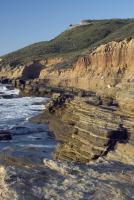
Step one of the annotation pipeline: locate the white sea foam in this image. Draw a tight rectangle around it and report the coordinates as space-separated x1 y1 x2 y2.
0 84 19 96
19 144 55 148
0 85 48 129
0 85 57 162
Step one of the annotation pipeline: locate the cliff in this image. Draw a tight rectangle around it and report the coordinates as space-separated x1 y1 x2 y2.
27 39 134 163
41 39 134 113
2 39 132 87
38 39 133 90
1 38 133 113
1 38 133 114
1 35 134 164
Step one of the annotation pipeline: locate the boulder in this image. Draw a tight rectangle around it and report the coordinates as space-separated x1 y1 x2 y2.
0 131 12 140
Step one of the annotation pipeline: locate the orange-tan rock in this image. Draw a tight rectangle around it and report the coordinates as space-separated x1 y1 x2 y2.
38 39 134 98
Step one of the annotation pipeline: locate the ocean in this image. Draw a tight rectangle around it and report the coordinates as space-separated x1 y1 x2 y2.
0 84 57 162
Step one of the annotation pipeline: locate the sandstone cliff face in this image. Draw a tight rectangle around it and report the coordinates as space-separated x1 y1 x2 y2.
1 39 133 95
0 62 43 80
0 57 63 79
1 39 133 116
38 39 134 115
0 64 24 79
0 39 133 114
39 39 134 94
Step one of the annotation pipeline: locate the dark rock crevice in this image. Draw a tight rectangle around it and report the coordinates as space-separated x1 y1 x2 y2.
21 62 43 79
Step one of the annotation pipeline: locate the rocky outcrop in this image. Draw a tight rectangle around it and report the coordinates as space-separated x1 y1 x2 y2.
32 93 134 163
0 131 12 141
107 143 134 164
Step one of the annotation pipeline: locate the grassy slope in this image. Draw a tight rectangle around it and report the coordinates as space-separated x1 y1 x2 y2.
2 19 134 65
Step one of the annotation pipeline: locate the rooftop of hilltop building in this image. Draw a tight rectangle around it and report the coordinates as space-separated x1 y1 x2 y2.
69 18 134 28
69 19 94 29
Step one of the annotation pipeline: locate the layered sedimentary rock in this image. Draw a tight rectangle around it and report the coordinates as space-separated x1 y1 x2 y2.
32 94 134 163
107 143 134 164
1 39 134 92
1 40 134 82
38 39 134 91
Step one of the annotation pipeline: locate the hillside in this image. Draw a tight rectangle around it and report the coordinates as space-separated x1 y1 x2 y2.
1 18 134 65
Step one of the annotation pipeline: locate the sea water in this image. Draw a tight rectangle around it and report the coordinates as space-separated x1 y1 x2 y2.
0 84 57 162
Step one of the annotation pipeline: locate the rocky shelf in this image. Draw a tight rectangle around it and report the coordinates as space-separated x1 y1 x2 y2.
31 92 134 163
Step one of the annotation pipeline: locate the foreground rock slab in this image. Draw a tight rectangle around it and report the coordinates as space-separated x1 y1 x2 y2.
0 156 134 200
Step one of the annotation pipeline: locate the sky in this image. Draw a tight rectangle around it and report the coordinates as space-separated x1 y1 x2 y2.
0 0 134 56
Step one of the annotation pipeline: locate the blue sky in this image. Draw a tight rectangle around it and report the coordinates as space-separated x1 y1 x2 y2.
0 0 134 56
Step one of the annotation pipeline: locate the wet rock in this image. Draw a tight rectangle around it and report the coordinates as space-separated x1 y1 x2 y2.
2 94 14 99
10 126 35 135
0 131 12 140
5 85 14 90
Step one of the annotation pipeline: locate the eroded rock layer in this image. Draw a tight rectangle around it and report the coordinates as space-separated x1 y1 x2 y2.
32 94 134 163
39 39 134 94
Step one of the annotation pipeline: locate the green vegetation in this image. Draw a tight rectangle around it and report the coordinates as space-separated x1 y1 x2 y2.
2 19 134 66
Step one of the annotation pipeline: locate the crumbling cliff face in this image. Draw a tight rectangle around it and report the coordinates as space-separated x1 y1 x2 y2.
39 39 134 91
1 39 134 100
38 39 134 115
0 57 63 79
0 64 24 79
0 61 43 80
18 39 134 115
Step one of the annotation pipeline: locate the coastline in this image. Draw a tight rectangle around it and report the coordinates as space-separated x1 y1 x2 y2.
1 81 134 164
0 78 134 200
0 84 57 164
1 12 134 199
